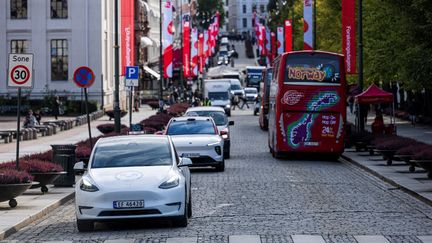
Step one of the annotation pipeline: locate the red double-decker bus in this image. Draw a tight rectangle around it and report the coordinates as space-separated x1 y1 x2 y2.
268 51 346 159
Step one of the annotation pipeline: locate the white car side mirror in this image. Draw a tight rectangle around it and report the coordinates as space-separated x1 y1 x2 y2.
74 161 86 172
179 157 193 167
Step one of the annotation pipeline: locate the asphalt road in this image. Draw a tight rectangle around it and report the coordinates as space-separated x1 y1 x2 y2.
4 110 432 243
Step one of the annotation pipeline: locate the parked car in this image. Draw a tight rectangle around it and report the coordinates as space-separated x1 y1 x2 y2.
185 106 234 158
165 116 225 171
74 135 192 231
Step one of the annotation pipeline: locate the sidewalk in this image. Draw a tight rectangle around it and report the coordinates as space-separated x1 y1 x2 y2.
343 108 432 205
0 106 156 240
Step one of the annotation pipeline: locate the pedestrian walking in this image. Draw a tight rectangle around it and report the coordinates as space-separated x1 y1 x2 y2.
231 95 241 110
240 96 250 109
52 96 61 120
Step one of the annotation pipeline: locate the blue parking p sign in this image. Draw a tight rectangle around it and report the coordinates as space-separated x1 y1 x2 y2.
125 66 139 87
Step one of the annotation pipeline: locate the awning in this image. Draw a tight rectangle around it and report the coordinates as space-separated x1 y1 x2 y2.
144 66 160 80
355 84 394 104
140 37 153 47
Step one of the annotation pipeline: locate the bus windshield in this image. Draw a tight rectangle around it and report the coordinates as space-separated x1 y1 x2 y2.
285 55 341 84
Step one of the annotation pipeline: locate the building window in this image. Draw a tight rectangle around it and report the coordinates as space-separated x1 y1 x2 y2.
51 39 68 81
10 0 27 19
242 4 246 14
260 4 265 13
226 11 229 18
242 18 247 28
51 0 68 19
11 40 28 53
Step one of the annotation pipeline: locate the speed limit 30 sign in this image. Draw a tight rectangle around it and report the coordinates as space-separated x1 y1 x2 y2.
8 53 34 88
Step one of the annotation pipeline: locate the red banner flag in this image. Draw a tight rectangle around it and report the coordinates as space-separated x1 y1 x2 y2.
183 21 191 78
303 0 313 50
162 0 173 78
271 32 276 62
342 0 357 74
121 0 134 75
277 27 284 55
198 32 204 73
284 20 293 52
191 28 198 77
261 25 266 56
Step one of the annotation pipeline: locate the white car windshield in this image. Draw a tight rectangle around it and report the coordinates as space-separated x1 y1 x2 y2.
231 84 242 90
167 120 216 135
91 140 172 168
245 89 257 94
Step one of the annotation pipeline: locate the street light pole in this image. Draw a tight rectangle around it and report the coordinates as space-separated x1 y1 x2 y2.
159 0 164 107
358 0 364 131
114 0 121 133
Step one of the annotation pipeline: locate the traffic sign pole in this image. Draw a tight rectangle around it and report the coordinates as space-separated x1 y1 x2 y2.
15 88 21 169
129 87 133 129
84 88 93 150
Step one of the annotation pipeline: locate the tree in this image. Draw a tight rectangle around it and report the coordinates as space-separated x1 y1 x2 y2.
197 0 225 29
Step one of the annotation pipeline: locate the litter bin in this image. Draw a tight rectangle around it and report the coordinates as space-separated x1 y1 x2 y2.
51 144 77 187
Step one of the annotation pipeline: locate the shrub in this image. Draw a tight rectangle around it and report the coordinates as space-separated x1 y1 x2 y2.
143 126 157 134
76 146 92 158
105 110 128 119
0 160 64 173
167 103 190 116
0 169 32 184
396 143 429 155
97 123 128 134
413 147 432 160
23 150 53 162
376 137 416 151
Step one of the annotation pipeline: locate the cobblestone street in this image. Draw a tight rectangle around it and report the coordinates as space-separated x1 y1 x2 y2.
3 111 432 243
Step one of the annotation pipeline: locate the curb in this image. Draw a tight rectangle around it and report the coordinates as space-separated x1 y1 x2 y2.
341 154 432 207
0 191 75 240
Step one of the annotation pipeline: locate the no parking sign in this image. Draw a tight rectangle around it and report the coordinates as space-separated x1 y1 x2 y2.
8 54 34 88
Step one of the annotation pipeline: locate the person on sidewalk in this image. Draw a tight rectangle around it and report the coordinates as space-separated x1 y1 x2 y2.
23 109 39 128
347 96 354 114
408 99 418 126
34 110 42 124
52 96 60 120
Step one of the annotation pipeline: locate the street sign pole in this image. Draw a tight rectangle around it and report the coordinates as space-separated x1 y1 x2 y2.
15 88 21 170
84 88 93 150
129 86 133 129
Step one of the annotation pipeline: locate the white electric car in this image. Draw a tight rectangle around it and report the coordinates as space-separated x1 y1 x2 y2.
74 135 192 231
165 116 225 171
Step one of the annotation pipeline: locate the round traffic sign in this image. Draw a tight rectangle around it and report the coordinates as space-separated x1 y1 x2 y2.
73 66 95 88
10 65 31 85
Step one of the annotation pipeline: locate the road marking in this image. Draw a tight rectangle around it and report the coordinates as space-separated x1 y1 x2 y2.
418 236 432 243
229 235 261 243
104 240 135 243
166 237 197 243
354 235 390 243
291 235 325 243
44 241 73 243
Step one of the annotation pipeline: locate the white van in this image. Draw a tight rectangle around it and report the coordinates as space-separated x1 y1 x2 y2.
229 79 244 98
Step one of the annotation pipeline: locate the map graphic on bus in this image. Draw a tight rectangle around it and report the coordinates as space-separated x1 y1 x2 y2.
283 91 340 148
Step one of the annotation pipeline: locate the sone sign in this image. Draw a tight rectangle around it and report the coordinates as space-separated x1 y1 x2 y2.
8 54 34 88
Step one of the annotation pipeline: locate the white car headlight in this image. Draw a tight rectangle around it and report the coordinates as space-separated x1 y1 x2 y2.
159 175 180 189
80 177 99 192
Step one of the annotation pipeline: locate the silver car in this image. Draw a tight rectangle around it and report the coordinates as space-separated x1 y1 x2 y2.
165 116 225 172
185 106 234 159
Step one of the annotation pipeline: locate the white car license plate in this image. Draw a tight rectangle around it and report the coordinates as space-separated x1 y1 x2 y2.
182 153 199 158
113 200 144 209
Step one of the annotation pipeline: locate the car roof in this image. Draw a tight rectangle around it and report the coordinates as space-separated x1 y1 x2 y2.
170 116 214 122
186 106 225 113
97 135 169 145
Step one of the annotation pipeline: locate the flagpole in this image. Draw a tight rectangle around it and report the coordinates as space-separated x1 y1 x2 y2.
159 0 164 107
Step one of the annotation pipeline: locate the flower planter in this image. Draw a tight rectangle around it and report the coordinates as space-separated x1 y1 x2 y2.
376 149 397 165
0 183 32 208
411 160 432 179
30 172 66 193
394 155 417 172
